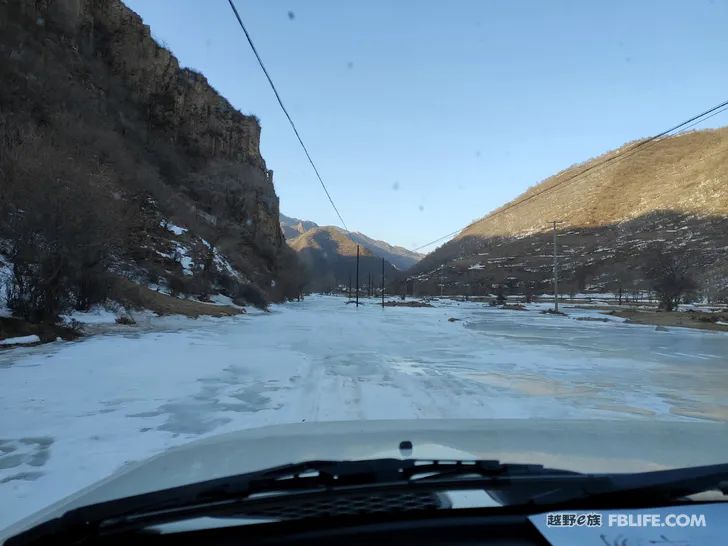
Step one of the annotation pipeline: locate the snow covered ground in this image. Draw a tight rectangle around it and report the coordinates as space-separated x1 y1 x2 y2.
1 295 727 529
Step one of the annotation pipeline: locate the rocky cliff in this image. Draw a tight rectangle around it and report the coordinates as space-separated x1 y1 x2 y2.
0 0 300 307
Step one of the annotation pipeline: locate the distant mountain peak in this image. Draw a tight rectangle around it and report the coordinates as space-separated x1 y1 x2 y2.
279 213 319 239
288 226 373 257
280 215 423 271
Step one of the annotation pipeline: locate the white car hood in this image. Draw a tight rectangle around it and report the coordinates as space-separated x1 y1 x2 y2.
3 418 728 541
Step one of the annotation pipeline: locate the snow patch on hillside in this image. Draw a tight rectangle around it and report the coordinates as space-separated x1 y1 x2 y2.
160 220 188 236
200 239 244 280
0 255 11 317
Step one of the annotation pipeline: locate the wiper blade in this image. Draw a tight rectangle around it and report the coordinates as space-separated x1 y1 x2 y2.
521 462 728 507
5 458 585 545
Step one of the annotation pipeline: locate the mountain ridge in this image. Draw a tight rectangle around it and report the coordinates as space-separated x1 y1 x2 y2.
456 127 728 240
409 126 728 300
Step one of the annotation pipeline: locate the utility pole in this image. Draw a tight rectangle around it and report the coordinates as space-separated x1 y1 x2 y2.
348 273 352 300
549 220 563 312
355 244 360 307
381 257 385 308
440 262 445 297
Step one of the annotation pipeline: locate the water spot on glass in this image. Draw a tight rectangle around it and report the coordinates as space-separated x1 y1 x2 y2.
347 61 354 69
418 205 424 212
475 150 481 158
392 181 400 191
287 10 295 20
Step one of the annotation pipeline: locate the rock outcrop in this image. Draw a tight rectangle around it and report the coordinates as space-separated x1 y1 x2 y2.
1 0 299 301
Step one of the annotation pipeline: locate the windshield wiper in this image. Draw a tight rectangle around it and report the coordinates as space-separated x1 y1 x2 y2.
3 458 587 545
6 459 728 546
512 461 728 508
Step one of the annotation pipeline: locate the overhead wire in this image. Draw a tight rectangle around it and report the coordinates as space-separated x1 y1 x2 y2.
412 98 728 252
224 3 728 257
226 0 351 235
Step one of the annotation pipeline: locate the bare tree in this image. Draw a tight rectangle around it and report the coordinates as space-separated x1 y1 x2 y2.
609 266 636 305
699 267 728 304
1 121 122 322
642 246 697 312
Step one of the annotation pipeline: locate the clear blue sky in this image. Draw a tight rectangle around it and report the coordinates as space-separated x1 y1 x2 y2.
125 0 728 251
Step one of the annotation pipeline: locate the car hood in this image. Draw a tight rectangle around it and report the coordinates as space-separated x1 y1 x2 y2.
3 418 728 540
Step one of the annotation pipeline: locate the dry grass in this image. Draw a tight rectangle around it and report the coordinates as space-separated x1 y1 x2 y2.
607 308 728 332
458 126 728 239
110 278 243 318
0 317 80 344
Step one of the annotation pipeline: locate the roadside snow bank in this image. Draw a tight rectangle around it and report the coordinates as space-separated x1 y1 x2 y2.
61 306 120 325
0 335 40 346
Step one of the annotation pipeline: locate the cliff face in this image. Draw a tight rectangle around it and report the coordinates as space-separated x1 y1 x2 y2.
15 0 263 165
1 0 298 302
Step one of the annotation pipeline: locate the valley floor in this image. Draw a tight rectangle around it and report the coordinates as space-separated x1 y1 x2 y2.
1 295 727 529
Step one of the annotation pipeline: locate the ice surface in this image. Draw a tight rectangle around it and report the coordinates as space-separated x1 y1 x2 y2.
0 295 727 529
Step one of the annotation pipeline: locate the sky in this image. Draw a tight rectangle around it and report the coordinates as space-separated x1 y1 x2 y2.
124 0 728 251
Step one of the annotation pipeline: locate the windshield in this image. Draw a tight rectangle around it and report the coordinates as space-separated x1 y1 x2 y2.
1 0 727 537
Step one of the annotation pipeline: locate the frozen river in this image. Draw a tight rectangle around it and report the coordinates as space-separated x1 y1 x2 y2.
1 295 727 529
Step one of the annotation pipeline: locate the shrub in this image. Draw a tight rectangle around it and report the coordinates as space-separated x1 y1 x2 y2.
233 283 269 309
115 315 136 325
167 274 186 297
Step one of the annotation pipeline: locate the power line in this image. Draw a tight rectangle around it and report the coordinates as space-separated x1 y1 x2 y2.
559 101 728 189
412 97 728 253
412 229 462 252
226 0 350 235
674 103 728 133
